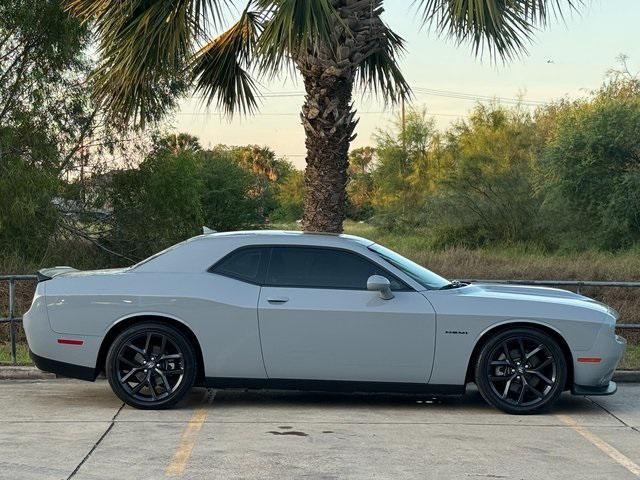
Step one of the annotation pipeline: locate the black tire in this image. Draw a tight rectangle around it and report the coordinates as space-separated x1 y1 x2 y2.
474 327 567 415
106 322 197 409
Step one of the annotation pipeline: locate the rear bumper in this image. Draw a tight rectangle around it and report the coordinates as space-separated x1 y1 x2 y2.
30 350 97 382
572 381 617 396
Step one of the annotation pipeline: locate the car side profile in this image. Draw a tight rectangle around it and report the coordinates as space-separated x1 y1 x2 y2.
24 231 626 414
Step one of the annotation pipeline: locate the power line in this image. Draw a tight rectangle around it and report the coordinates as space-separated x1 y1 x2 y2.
186 86 549 106
176 110 461 117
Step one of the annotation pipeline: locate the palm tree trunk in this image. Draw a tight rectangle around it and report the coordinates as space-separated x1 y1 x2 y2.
298 0 384 233
299 64 356 233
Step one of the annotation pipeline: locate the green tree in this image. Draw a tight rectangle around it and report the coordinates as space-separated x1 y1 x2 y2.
66 0 579 233
347 147 376 220
271 168 304 222
371 110 437 229
108 152 204 260
198 149 269 230
0 156 59 260
426 104 542 247
540 75 640 249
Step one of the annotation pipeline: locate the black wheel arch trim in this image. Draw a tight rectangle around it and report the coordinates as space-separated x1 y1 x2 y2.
30 350 98 381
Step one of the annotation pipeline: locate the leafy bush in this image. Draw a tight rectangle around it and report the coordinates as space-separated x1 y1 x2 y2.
108 151 204 260
540 78 640 249
425 105 544 247
0 156 58 259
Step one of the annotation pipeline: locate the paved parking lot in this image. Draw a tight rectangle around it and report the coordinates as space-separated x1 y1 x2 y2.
1 380 639 479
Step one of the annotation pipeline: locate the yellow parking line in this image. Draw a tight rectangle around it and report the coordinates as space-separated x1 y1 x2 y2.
557 414 640 477
165 408 208 477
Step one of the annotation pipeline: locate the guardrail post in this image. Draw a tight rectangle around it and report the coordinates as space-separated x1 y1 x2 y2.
8 278 16 365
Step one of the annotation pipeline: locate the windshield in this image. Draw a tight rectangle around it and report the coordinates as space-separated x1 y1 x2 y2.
368 243 449 290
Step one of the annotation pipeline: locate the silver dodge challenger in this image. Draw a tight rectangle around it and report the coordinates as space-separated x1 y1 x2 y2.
24 230 626 414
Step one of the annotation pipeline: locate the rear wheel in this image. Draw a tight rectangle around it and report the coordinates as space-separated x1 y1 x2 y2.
475 328 567 414
106 322 196 409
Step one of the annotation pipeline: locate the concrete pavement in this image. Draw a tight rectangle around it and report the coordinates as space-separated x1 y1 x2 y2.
1 380 639 479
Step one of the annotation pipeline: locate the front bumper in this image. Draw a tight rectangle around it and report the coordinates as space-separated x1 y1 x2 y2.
572 381 617 396
572 330 626 394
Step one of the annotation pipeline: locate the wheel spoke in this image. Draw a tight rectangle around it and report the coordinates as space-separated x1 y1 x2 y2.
143 333 152 355
159 353 182 361
126 343 145 357
526 345 544 360
158 335 167 356
118 356 140 368
517 338 527 361
130 379 146 395
155 368 172 393
148 379 157 401
502 342 514 364
490 360 510 367
121 368 141 383
517 382 527 404
502 376 514 399
534 357 553 371
527 370 553 385
528 383 544 400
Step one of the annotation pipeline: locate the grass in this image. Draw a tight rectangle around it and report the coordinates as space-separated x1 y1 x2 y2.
0 342 31 365
619 344 640 371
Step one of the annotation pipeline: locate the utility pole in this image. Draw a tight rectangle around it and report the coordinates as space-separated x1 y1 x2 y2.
401 96 406 152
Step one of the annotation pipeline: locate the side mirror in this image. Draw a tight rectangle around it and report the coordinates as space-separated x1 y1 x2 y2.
367 275 394 300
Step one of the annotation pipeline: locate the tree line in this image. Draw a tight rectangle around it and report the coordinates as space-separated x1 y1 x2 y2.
3 65 640 267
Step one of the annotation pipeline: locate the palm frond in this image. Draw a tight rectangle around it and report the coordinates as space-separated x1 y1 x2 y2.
415 0 581 60
192 6 262 116
65 0 229 125
256 0 343 73
355 26 411 104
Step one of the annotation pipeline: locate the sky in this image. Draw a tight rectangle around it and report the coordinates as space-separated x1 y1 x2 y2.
174 0 640 168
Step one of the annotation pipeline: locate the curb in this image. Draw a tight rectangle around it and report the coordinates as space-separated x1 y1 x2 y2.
2 366 640 383
0 366 55 380
613 370 640 383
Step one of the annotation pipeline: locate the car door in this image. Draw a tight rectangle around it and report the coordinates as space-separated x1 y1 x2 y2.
258 246 436 383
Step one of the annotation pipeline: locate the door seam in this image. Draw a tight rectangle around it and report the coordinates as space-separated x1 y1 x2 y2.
256 286 269 378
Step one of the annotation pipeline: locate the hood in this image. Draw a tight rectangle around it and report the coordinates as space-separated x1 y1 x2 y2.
470 283 617 318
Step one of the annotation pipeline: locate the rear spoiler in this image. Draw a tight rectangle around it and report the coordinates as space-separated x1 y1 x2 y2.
37 266 78 282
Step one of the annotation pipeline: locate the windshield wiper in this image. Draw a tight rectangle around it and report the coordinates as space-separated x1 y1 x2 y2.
439 280 469 290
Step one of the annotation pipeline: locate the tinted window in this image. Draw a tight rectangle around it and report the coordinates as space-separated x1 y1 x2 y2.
368 243 449 290
211 247 264 283
266 247 406 290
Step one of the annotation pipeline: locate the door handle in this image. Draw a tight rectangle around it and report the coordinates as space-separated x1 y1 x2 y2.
267 297 289 304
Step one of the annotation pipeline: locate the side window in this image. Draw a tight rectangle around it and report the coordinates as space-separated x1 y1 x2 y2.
210 247 265 284
266 247 407 290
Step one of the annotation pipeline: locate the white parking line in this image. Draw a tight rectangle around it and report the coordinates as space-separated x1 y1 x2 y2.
557 414 640 477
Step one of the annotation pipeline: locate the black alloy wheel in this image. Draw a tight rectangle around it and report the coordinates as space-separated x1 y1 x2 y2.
475 328 567 414
106 322 197 409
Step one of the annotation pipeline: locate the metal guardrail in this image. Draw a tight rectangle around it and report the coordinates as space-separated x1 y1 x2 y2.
1 275 639 365
1 275 37 365
460 279 640 330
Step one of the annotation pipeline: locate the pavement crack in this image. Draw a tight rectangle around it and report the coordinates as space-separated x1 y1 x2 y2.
67 403 125 480
586 397 638 432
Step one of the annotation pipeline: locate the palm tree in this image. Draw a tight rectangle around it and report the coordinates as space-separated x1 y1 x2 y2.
66 0 580 233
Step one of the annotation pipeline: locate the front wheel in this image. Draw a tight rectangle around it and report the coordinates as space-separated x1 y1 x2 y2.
475 328 567 414
106 322 197 409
